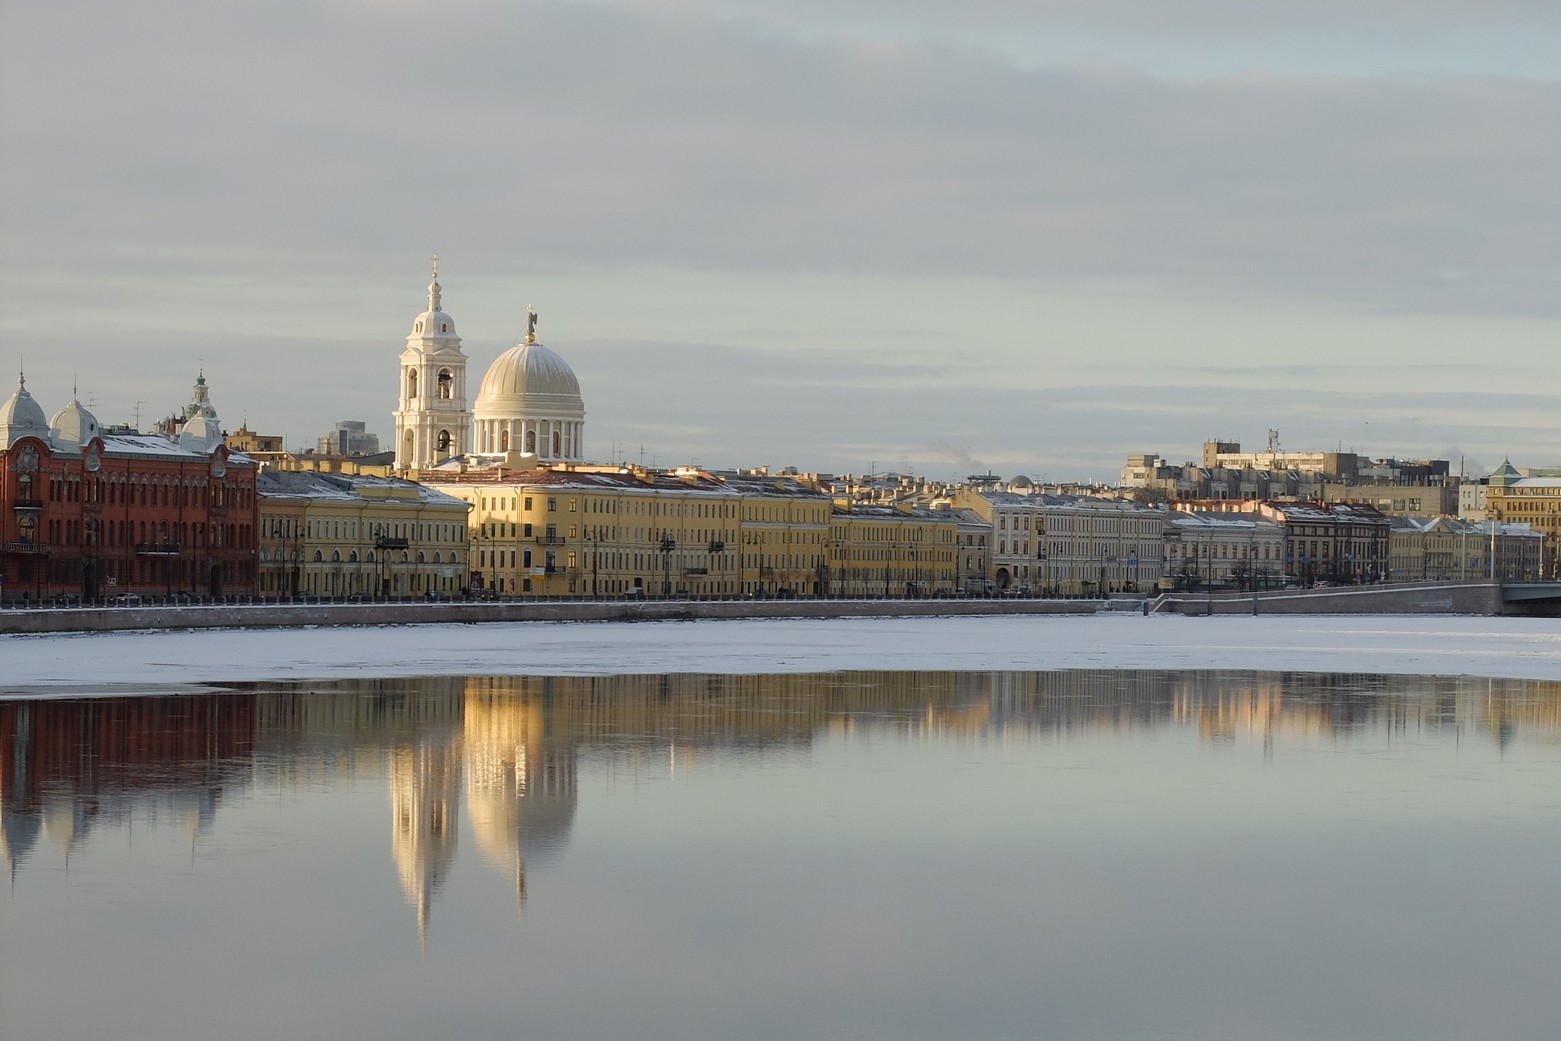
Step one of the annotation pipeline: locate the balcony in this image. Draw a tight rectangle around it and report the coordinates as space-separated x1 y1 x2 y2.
0 541 41 554
136 543 181 556
535 535 564 545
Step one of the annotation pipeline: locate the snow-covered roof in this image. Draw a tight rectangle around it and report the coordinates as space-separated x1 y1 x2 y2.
259 470 469 508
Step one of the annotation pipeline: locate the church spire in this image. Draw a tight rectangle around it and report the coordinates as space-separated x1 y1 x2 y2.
428 255 442 312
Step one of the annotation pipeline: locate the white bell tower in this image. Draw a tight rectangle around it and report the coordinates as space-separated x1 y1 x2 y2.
393 257 472 471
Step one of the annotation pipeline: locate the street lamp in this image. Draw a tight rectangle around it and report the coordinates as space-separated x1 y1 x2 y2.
659 532 675 597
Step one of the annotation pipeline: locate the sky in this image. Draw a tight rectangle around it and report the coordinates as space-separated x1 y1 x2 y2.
2 0 1560 482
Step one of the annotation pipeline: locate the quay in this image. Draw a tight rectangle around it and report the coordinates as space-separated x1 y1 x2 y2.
0 580 1553 636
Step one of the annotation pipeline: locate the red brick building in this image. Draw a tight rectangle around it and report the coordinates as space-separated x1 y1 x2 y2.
1 375 258 601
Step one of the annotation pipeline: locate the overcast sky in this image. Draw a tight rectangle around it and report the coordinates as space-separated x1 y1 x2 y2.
3 1 1559 481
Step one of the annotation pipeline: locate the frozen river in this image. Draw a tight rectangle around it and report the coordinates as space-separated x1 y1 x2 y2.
6 613 1561 692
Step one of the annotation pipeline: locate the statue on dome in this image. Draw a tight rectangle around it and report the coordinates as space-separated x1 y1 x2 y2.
526 305 538 344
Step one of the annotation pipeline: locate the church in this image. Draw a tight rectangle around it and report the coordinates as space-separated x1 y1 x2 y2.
393 261 586 473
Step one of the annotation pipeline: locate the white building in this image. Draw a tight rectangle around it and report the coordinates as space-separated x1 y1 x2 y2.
394 263 585 472
394 261 473 470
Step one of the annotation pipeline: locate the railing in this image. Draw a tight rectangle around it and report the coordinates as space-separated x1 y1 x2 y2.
0 541 41 554
135 543 181 556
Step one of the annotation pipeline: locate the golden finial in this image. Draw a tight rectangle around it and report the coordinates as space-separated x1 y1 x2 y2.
526 305 538 344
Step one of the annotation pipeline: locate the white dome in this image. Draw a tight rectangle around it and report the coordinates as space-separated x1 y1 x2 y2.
475 342 583 417
51 398 100 448
411 307 458 339
0 375 49 447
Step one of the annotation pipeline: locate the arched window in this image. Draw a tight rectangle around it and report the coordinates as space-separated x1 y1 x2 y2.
313 550 324 562
348 550 359 563
332 550 342 563
366 550 377 563
415 321 423 334
500 430 510 452
524 430 536 453
431 551 442 564
437 430 452 453
552 430 561 456
407 369 418 399
438 369 453 399
417 551 426 563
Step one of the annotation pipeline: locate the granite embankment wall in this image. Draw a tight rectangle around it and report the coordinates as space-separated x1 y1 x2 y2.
0 596 1103 635
1151 580 1502 616
0 581 1510 635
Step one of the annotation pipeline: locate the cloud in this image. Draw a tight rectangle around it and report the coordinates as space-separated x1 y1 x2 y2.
3 1 1560 484
5 1 1561 318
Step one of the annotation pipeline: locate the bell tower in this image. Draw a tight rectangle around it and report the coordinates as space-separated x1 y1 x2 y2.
394 257 472 471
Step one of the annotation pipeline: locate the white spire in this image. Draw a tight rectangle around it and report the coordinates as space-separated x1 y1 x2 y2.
428 254 441 312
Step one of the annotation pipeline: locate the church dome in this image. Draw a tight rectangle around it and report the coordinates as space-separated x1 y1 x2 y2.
408 264 458 341
1 374 49 446
411 307 457 339
51 398 100 448
475 342 583 415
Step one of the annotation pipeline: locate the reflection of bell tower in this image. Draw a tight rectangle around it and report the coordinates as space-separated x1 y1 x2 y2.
393 257 471 472
391 736 462 949
464 684 577 916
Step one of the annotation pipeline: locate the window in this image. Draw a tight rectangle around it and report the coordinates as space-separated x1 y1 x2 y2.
438 369 453 399
407 369 418 398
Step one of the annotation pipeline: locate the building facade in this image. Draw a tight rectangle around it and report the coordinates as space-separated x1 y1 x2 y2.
257 468 470 599
1 374 258 601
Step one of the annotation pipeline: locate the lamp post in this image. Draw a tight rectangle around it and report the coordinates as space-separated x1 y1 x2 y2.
659 532 675 597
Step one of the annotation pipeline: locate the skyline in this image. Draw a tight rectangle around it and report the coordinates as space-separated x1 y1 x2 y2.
4 2 1560 481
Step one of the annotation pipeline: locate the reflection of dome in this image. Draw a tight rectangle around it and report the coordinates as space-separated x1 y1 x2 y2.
51 398 100 448
1 374 49 447
476 343 582 412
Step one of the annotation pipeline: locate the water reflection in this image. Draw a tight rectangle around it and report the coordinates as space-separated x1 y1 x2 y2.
3 669 1559 935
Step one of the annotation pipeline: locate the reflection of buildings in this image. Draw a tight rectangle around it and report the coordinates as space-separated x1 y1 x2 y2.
464 687 577 914
0 696 256 877
392 736 461 949
6 669 1561 924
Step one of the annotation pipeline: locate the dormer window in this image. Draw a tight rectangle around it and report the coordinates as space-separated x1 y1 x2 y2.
415 321 423 333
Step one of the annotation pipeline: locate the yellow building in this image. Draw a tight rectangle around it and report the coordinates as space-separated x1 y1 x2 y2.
1388 515 1543 582
716 469 833 597
427 464 840 598
826 503 958 597
1484 460 1561 578
430 465 741 597
257 469 470 598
